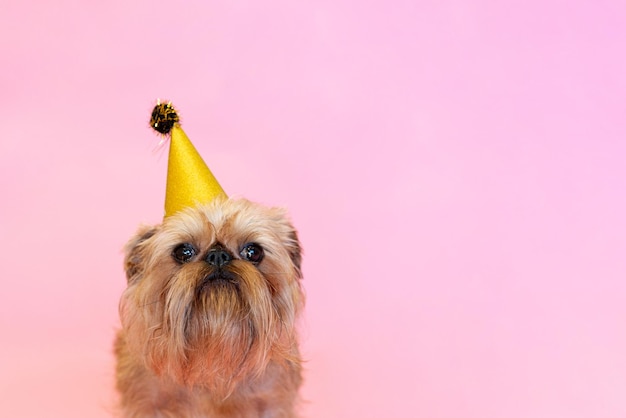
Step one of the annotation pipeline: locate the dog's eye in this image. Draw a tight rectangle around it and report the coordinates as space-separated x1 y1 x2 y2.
240 243 264 264
172 243 197 263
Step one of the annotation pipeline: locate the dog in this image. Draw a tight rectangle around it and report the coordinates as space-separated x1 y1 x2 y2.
115 197 304 417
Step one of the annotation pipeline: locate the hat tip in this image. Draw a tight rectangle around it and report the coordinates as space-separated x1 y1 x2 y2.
150 99 180 135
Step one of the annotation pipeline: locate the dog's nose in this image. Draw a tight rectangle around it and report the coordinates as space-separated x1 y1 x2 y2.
205 246 232 267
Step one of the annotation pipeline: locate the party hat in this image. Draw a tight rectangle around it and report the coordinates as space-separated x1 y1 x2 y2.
150 101 227 217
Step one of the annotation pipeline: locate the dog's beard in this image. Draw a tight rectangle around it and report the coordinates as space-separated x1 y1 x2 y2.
121 251 298 397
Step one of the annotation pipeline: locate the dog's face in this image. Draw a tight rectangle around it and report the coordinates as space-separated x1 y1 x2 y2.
119 198 303 392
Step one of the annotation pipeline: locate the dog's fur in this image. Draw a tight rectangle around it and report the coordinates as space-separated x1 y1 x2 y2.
115 198 304 417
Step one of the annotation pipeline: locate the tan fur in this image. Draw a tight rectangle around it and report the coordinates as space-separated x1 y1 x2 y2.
116 198 304 418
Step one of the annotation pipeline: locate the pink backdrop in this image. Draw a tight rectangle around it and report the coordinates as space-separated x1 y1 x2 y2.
1 1 625 417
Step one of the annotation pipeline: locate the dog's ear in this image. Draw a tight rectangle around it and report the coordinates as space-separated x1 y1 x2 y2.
287 229 303 278
124 225 157 282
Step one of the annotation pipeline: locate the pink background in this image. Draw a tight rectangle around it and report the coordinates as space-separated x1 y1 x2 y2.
1 1 625 417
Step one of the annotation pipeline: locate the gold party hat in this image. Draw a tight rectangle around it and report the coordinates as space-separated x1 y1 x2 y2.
151 101 227 217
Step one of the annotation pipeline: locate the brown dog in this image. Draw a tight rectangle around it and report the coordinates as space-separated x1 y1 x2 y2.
115 197 304 417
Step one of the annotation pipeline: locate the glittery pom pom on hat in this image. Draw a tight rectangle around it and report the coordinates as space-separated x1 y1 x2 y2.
150 101 227 217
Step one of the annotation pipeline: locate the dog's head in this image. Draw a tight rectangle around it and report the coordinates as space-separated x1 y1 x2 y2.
119 198 303 392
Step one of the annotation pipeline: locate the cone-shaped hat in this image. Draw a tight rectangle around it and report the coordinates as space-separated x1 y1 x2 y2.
150 101 227 217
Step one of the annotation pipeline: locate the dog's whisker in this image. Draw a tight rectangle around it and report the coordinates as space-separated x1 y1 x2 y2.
138 300 160 308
